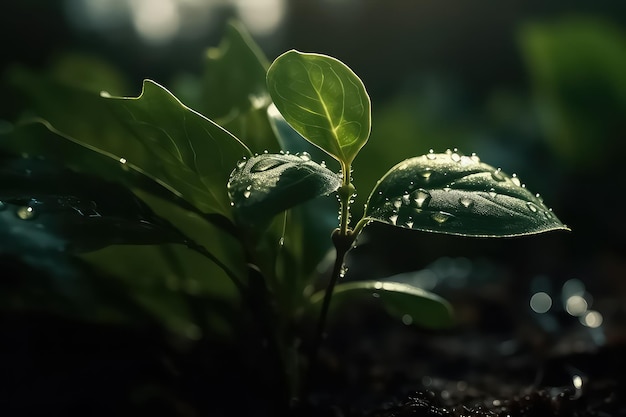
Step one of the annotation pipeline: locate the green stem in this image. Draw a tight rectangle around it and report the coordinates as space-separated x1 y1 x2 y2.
305 162 356 396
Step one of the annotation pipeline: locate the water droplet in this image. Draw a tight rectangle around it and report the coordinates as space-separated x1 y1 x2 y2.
393 198 402 209
527 202 538 212
431 212 452 224
511 174 521 186
402 314 413 326
374 281 383 290
279 150 285 155
535 193 544 203
450 152 461 162
372 292 380 298
488 188 497 198
278 237 285 246
16 205 36 220
251 158 283 173
297 152 311 161
426 150 437 160
443 186 451 192
243 186 252 198
460 155 474 166
491 168 505 181
470 153 480 163
411 189 431 208
237 157 247 168
388 214 399 225
459 197 474 209
119 157 127 164
419 170 432 181
320 161 327 168
339 265 348 278
445 148 452 155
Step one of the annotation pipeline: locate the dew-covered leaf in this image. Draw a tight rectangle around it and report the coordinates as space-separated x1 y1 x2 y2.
0 155 187 253
227 152 341 226
267 50 371 166
309 280 454 329
364 150 569 237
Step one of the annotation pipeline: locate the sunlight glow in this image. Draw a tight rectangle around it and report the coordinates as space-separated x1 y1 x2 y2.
234 0 286 36
129 0 181 44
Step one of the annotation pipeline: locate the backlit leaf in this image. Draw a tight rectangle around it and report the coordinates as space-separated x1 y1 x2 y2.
364 150 569 237
267 50 371 166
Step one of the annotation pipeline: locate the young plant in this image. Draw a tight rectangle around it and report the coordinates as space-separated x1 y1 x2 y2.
0 20 568 413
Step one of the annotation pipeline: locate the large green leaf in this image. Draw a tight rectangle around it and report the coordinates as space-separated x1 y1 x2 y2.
267 50 371 166
0 155 186 253
227 152 341 226
101 80 251 216
7 66 251 217
364 150 569 237
309 280 454 329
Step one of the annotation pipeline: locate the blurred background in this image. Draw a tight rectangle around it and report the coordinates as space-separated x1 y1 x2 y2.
1 0 625 414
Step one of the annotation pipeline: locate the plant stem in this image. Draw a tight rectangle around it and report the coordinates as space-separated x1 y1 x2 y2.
305 162 356 396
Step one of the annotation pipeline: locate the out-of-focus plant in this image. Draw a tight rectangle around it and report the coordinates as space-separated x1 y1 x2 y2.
0 19 569 411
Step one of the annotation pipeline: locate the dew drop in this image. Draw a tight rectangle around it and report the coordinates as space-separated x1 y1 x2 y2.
470 153 480 163
237 158 247 168
491 168 505 181
297 151 311 161
431 212 452 224
488 188 497 198
459 197 474 209
405 220 414 228
119 157 127 164
393 198 402 209
320 161 326 168
16 206 36 220
527 202 538 212
535 193 544 203
278 237 285 247
511 174 521 187
388 214 399 225
251 158 283 173
411 189 431 208
426 150 437 160
374 281 383 290
419 170 432 181
450 152 461 162
460 155 473 166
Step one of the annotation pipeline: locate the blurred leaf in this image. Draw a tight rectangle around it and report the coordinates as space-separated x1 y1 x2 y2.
0 155 186 253
310 280 454 329
267 50 371 166
227 153 341 226
173 19 277 153
364 150 569 237
519 18 626 166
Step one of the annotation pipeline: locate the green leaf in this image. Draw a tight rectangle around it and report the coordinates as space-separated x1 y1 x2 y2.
267 50 371 166
0 155 187 253
7 67 251 217
364 150 569 237
309 280 454 329
195 19 277 152
227 152 341 226
101 80 251 217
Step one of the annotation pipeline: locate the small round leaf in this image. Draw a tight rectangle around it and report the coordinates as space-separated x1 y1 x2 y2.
267 50 371 166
